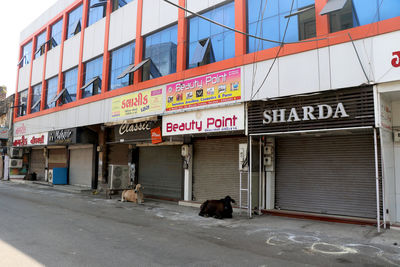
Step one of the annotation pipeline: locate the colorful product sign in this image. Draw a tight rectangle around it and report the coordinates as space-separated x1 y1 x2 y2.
166 68 241 111
163 104 244 136
111 88 163 118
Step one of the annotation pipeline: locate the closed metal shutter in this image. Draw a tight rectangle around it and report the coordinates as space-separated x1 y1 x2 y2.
30 149 46 181
138 146 182 200
275 134 377 218
193 137 247 203
107 144 129 165
48 148 67 169
69 147 93 187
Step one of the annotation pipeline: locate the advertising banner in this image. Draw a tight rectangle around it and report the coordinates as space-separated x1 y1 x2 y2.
13 132 48 147
163 104 245 136
111 88 163 118
166 68 241 111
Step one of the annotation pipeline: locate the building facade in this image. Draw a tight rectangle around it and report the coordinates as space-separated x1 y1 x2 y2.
12 0 400 226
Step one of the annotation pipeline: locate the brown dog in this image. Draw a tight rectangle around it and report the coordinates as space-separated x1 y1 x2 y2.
121 184 144 204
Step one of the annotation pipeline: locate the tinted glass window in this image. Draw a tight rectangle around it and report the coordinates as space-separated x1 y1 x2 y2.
67 5 83 38
143 25 178 81
83 56 103 98
50 19 63 49
188 2 235 68
247 0 315 53
18 89 28 117
87 0 106 27
63 67 78 102
46 76 59 109
109 42 135 90
21 41 33 67
35 31 47 58
31 84 42 114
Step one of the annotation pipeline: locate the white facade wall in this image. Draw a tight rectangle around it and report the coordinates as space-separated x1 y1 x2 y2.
186 0 229 16
108 0 138 51
62 35 81 71
141 0 179 36
17 65 31 92
83 19 106 62
31 56 45 86
45 46 61 79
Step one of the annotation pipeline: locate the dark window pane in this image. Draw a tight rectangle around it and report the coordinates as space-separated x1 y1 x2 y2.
46 76 59 109
109 42 135 90
83 56 103 98
18 89 28 117
35 31 47 59
50 19 63 49
63 67 78 102
87 0 106 27
329 0 354 33
21 41 33 67
67 5 83 38
31 84 42 113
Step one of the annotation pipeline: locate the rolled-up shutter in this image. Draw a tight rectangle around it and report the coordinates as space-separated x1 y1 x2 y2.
275 134 377 218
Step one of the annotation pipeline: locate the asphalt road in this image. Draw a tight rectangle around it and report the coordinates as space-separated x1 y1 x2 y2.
0 181 399 267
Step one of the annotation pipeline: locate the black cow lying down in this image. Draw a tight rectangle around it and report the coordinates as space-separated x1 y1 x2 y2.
199 196 236 219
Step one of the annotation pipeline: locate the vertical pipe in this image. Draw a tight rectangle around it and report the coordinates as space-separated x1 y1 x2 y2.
249 136 252 219
239 171 242 213
374 128 380 232
379 128 387 229
259 137 262 213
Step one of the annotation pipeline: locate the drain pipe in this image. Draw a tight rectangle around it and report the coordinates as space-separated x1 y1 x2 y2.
249 136 252 219
374 128 380 232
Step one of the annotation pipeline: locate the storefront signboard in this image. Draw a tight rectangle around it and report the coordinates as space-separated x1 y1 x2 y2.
163 104 245 136
48 128 77 145
248 87 375 134
13 132 48 147
0 127 8 139
111 88 163 118
114 120 162 143
166 68 241 111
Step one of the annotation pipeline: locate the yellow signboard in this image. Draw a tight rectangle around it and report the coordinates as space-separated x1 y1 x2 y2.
111 88 163 118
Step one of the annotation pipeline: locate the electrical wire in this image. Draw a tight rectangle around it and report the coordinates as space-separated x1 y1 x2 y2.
162 0 328 45
250 0 296 100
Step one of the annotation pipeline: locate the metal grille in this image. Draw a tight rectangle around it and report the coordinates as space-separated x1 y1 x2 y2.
138 146 183 200
275 134 377 218
69 147 93 187
193 136 247 203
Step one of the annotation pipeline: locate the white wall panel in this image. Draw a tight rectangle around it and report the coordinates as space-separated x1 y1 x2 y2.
373 31 400 83
31 56 45 87
83 19 106 62
393 101 400 127
142 0 178 36
62 35 80 71
45 46 61 79
109 0 137 51
243 59 279 101
279 50 319 97
330 42 368 89
17 65 31 92
20 0 75 42
318 47 331 91
186 0 227 16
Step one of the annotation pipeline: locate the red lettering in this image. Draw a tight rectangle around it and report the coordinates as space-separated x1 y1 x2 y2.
143 95 148 105
166 123 173 132
207 118 215 128
173 124 179 132
392 51 400 68
121 100 126 109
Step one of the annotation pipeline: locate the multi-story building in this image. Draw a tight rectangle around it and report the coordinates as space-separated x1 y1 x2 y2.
12 0 400 228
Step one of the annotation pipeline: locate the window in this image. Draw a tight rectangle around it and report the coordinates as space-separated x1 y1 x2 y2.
19 41 32 67
112 0 133 11
46 76 59 109
35 31 47 59
62 67 78 103
67 5 83 38
109 42 135 90
31 84 42 114
322 0 400 33
82 56 103 98
188 2 235 68
50 19 63 50
18 89 28 117
87 0 106 27
143 25 178 81
247 0 315 53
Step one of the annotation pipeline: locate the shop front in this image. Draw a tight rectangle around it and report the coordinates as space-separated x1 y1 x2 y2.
163 104 246 203
108 118 184 200
247 86 382 225
47 127 97 187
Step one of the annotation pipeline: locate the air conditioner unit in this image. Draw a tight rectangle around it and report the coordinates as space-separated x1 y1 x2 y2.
48 169 53 184
109 165 130 190
9 159 23 168
10 148 23 158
